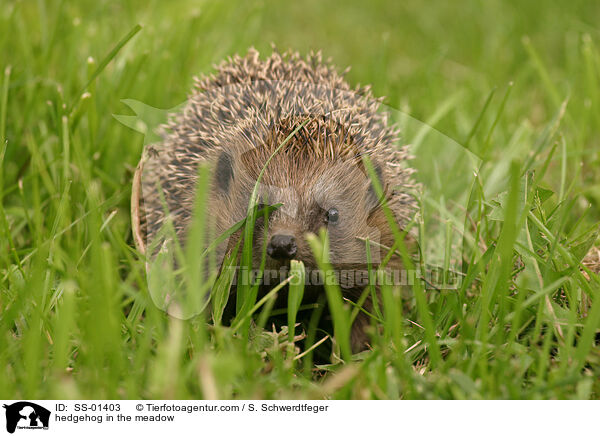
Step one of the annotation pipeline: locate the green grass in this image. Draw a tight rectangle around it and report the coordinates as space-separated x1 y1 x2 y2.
1 0 600 399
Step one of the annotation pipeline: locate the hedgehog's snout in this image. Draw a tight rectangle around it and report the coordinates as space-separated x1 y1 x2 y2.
266 233 297 260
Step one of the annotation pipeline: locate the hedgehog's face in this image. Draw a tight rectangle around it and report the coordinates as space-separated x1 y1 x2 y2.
212 149 393 271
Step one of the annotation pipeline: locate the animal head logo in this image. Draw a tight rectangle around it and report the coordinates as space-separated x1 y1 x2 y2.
3 402 50 434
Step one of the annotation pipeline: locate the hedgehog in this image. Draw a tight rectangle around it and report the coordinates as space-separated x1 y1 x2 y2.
132 49 418 352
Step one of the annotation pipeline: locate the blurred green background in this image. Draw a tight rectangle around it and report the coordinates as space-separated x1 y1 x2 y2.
4 0 600 213
1 0 599 399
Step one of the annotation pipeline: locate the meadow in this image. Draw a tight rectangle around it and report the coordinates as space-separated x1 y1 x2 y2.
1 0 599 399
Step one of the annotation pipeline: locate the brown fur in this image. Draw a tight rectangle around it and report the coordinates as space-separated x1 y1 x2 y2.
136 49 418 352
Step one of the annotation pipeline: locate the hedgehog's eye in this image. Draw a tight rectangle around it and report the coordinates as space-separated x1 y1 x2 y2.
325 208 339 225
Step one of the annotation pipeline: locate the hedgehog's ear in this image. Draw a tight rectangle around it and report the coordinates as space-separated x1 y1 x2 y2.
366 163 385 212
215 151 234 194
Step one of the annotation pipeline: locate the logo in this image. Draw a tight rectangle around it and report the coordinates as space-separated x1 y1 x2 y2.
2 402 50 434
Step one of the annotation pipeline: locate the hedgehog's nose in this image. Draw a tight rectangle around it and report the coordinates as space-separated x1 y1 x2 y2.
267 234 297 260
